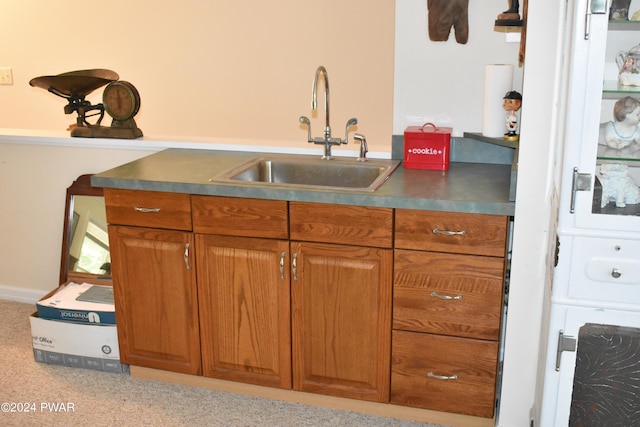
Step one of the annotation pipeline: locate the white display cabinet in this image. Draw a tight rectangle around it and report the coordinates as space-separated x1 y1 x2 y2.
560 1 640 232
541 1 640 425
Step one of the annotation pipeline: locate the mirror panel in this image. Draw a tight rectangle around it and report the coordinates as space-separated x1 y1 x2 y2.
60 174 111 285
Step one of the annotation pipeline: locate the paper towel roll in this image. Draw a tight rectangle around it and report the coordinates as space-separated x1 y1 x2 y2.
482 64 514 138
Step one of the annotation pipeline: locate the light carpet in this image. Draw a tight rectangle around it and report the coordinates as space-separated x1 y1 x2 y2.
0 299 447 427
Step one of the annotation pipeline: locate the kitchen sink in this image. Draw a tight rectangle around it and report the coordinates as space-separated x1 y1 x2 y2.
210 155 400 192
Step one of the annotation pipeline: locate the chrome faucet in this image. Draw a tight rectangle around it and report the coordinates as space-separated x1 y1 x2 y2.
313 66 331 142
299 66 358 159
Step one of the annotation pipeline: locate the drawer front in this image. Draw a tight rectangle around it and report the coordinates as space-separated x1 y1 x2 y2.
393 250 504 341
290 202 393 248
104 189 192 230
391 330 498 418
567 236 640 305
192 195 288 239
395 209 508 257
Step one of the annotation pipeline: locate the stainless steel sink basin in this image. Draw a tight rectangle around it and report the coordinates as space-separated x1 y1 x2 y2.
210 155 400 192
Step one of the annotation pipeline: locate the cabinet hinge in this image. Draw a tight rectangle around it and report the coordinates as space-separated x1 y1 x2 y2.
555 330 577 371
570 167 592 214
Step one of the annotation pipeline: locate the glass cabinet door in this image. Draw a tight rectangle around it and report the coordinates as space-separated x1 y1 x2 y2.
568 4 640 232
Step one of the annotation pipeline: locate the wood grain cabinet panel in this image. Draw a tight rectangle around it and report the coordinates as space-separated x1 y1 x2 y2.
196 235 291 389
104 188 192 231
192 195 288 239
391 330 499 418
108 225 201 375
395 209 508 257
291 241 393 402
393 249 505 341
290 202 393 248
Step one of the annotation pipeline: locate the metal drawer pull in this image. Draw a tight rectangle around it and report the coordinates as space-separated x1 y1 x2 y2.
184 243 192 270
430 291 462 301
611 268 622 279
432 228 465 236
134 206 161 213
427 371 458 381
279 251 286 280
292 253 299 281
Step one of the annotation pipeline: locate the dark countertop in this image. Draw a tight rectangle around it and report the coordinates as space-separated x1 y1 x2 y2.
92 148 515 216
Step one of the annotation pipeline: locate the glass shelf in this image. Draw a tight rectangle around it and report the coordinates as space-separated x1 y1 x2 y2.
608 20 640 31
597 144 640 162
602 80 640 99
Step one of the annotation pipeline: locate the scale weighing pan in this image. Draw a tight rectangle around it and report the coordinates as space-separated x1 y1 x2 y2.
29 69 119 97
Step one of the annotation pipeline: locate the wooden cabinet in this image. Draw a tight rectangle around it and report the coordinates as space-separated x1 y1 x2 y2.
193 196 291 389
291 241 392 402
391 209 508 418
289 202 393 402
105 189 200 375
105 189 509 418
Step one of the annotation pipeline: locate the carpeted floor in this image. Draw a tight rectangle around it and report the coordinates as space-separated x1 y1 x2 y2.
0 299 448 427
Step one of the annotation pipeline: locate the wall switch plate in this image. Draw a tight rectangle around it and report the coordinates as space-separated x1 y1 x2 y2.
0 67 13 85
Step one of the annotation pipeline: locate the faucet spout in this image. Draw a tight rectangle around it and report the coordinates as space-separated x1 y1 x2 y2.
300 66 355 160
312 66 330 141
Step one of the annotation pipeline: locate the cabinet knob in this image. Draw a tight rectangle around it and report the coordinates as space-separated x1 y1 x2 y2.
611 268 622 279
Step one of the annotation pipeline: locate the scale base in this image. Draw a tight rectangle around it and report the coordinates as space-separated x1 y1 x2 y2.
70 120 143 139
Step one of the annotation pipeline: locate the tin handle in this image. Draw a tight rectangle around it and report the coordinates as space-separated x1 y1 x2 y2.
421 122 437 132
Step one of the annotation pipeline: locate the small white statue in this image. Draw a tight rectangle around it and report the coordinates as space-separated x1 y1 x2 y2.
599 96 640 149
598 163 640 208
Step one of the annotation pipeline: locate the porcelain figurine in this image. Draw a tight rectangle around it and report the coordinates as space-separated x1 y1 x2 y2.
503 91 522 141
599 96 640 149
616 44 640 86
598 163 640 208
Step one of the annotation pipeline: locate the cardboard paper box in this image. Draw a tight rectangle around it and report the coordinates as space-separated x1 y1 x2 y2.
36 282 115 325
30 313 126 373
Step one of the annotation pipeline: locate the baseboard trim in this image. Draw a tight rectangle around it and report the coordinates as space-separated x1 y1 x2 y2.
0 285 46 304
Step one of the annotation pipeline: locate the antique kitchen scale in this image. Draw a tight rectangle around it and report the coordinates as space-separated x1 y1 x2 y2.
30 69 143 139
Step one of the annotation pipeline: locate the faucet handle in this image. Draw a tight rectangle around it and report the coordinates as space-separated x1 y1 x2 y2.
344 118 358 145
299 116 313 143
354 133 368 162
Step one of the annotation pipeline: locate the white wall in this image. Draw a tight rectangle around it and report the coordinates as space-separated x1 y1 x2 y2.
394 1 522 136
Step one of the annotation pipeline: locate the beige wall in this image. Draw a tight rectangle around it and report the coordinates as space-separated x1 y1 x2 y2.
0 1 394 152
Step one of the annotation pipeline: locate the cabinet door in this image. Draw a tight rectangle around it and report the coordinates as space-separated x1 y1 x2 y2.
108 225 201 375
561 6 640 231
291 241 392 402
196 235 291 389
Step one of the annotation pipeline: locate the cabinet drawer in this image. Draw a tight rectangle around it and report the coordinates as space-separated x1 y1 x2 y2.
192 195 288 239
290 202 393 248
104 189 192 230
567 236 640 305
393 250 504 341
391 330 498 418
395 209 508 257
